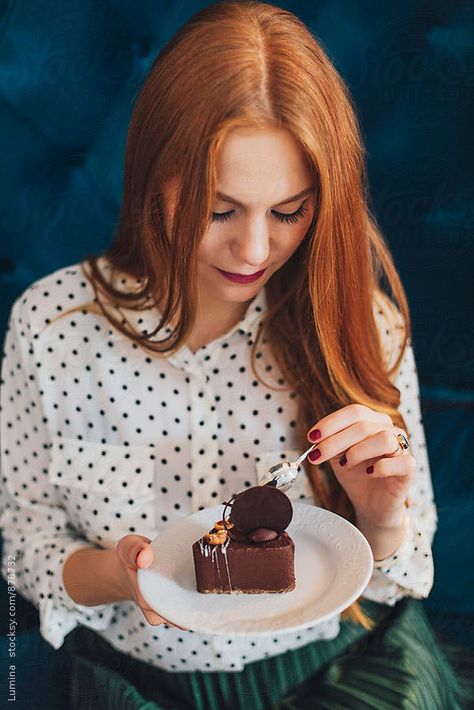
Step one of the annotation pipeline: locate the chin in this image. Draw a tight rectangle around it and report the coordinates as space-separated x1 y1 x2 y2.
214 282 263 302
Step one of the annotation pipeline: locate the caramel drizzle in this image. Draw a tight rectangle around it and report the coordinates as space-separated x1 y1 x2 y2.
198 494 241 592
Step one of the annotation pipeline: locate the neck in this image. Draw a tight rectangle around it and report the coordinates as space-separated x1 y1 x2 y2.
186 296 250 353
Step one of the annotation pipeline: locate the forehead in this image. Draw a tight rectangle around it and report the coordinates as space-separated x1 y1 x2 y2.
215 127 312 206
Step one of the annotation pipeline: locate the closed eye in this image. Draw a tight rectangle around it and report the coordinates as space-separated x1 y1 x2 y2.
211 201 308 225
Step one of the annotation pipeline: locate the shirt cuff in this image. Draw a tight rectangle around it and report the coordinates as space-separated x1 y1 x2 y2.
362 511 434 605
40 541 116 650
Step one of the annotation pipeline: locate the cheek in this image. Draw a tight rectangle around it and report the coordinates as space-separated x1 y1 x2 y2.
196 231 232 275
278 221 311 257
196 232 219 266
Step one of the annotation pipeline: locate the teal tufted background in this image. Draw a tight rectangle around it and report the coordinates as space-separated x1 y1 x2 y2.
1 1 473 706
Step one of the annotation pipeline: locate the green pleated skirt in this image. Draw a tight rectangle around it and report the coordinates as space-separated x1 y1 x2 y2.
63 599 471 710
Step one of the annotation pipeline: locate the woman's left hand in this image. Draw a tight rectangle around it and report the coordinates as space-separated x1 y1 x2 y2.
306 404 415 529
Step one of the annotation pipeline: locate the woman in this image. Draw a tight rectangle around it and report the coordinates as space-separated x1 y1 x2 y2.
0 2 468 708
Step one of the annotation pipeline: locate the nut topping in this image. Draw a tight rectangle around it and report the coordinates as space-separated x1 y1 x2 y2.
205 529 228 545
214 518 234 530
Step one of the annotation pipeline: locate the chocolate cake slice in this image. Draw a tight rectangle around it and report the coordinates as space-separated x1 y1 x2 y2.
192 485 295 593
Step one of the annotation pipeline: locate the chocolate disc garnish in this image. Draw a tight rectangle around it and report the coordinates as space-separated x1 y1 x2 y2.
228 486 292 533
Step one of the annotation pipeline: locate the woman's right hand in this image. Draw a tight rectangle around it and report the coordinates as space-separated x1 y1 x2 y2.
115 534 188 630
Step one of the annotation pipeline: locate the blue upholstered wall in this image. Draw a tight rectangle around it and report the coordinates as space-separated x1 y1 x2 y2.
1 1 473 706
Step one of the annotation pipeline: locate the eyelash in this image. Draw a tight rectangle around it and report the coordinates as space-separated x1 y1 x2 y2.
211 202 308 225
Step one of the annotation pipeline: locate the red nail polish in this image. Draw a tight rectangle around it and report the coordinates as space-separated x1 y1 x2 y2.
309 429 321 442
339 454 347 467
308 448 321 463
366 465 374 474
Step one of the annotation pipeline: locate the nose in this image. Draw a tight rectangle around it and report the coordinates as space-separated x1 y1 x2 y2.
231 219 270 267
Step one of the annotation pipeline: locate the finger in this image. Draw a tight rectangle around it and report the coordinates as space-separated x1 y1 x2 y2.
136 545 154 568
308 403 392 443
126 562 189 631
142 609 168 626
135 582 188 630
116 536 152 569
141 608 189 630
366 454 417 478
156 614 190 632
307 420 391 466
127 573 168 625
117 537 189 631
116 534 152 551
339 428 409 468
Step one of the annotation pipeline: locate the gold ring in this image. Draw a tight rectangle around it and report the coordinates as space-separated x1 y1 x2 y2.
388 432 410 457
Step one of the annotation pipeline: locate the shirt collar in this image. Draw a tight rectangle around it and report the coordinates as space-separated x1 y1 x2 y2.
235 286 267 340
97 257 268 345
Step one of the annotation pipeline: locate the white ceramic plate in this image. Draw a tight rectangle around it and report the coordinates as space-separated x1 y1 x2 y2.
137 502 373 635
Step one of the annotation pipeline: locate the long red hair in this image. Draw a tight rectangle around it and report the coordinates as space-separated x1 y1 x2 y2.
55 1 411 628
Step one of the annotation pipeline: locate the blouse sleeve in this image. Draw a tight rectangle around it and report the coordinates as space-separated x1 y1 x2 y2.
0 295 116 649
362 295 438 605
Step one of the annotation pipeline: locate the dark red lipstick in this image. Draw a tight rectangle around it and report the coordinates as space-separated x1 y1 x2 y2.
216 268 266 284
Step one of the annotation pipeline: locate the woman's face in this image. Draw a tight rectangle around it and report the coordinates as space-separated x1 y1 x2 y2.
163 127 317 308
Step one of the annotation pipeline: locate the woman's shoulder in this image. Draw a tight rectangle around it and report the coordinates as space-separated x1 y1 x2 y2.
8 256 136 341
9 260 95 341
371 288 409 372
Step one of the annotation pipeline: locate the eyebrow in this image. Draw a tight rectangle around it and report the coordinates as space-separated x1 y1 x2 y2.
215 186 314 208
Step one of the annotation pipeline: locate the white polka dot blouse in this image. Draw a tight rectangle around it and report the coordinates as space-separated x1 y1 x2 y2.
0 257 437 672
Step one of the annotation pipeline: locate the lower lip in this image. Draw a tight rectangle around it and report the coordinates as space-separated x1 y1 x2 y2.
216 268 266 284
